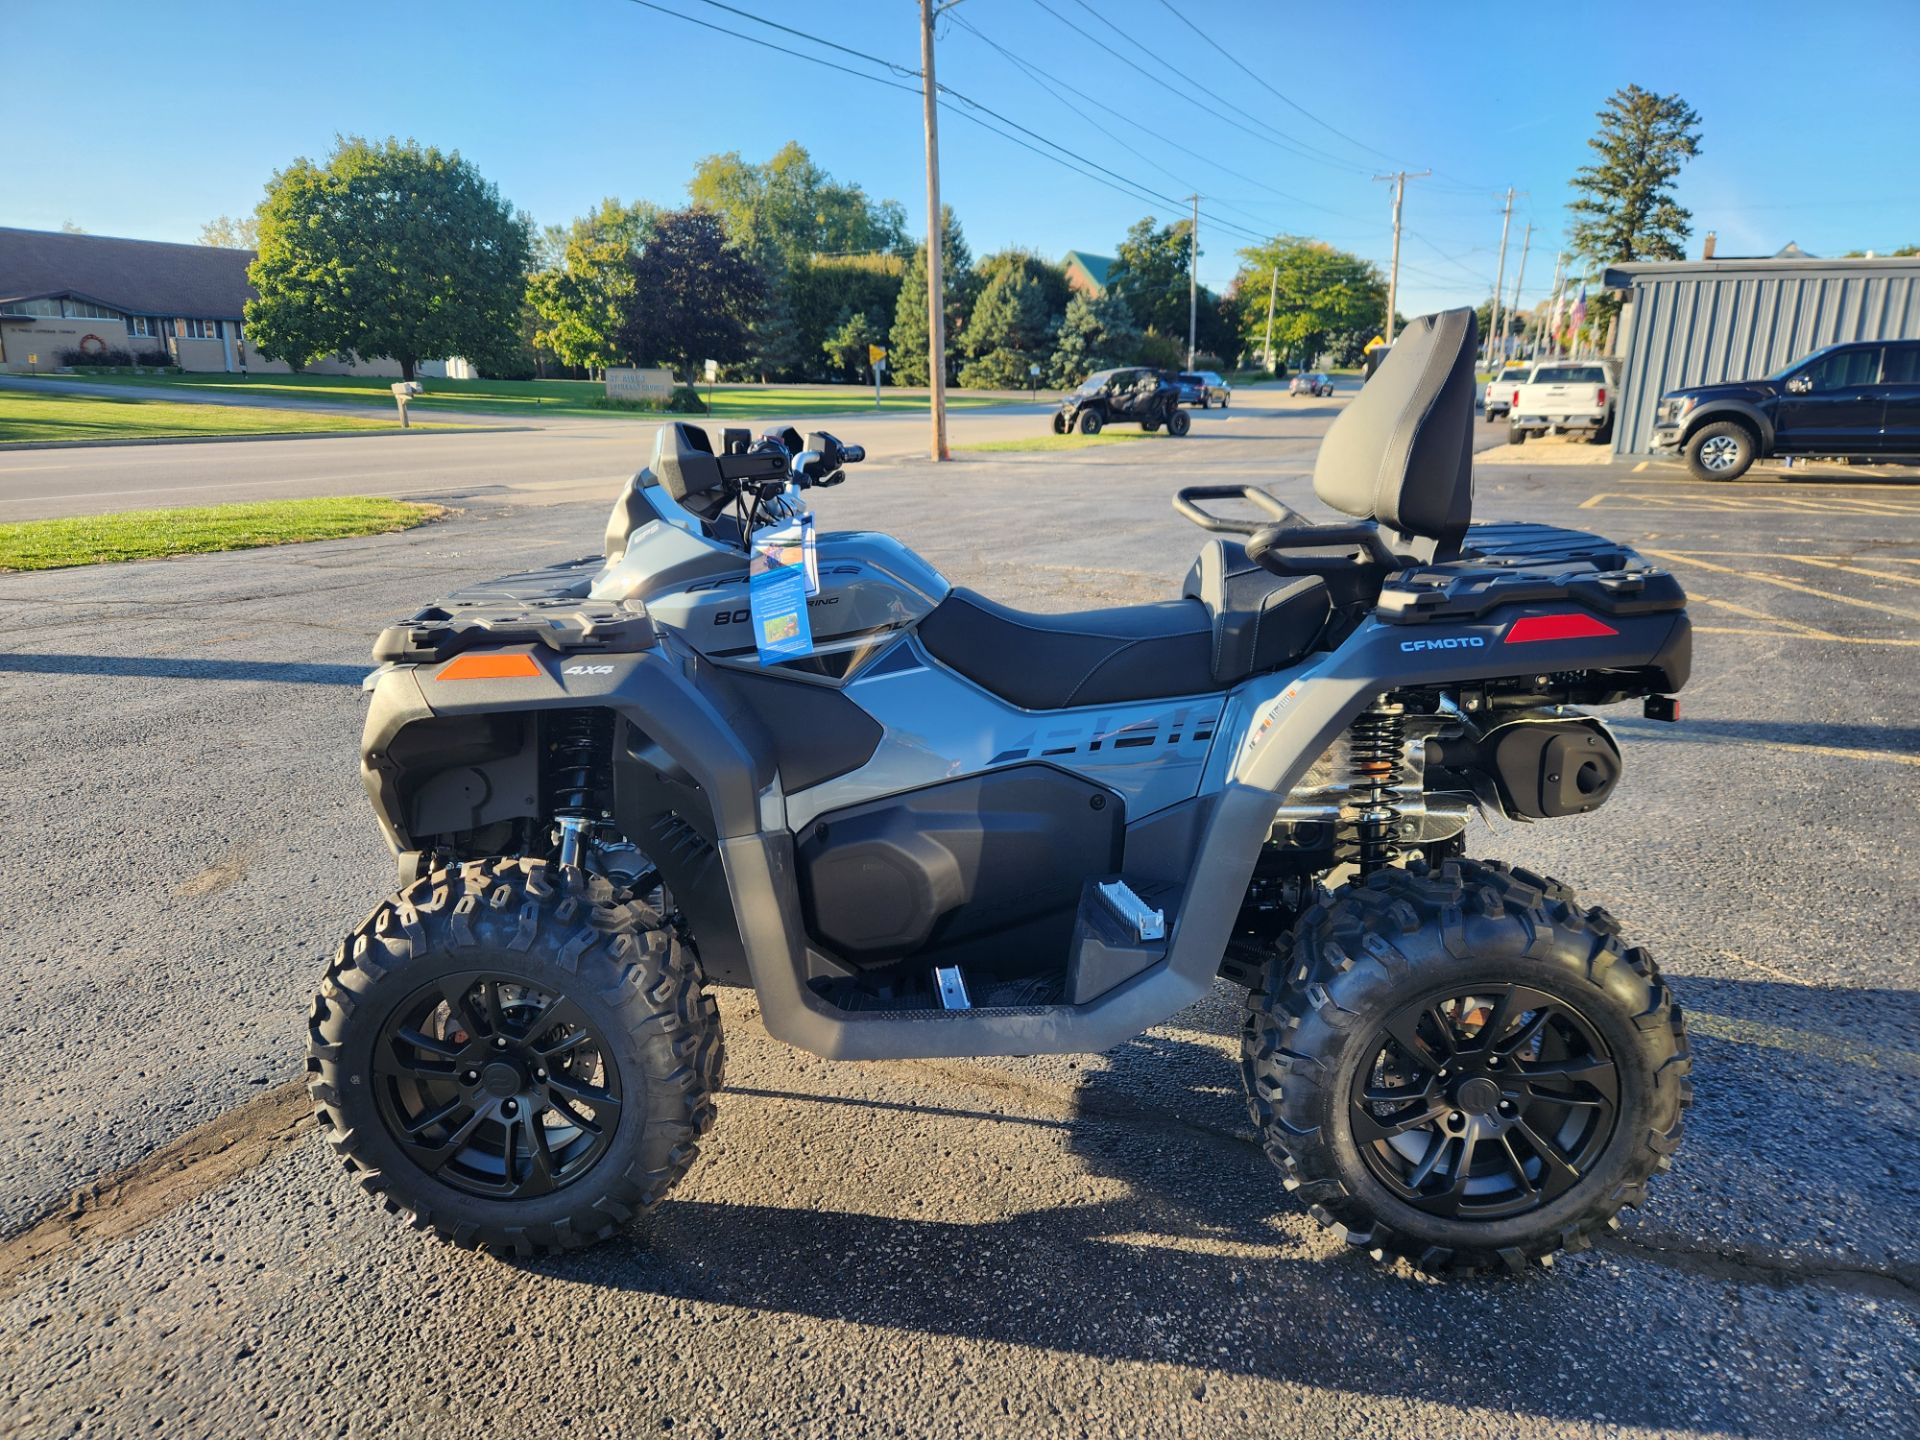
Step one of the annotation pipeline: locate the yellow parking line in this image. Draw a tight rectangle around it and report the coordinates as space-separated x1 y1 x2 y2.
1751 739 1920 768
1778 555 1920 588
1693 625 1920 647
1643 548 1920 624
1694 595 1839 638
1580 490 1920 515
1690 1012 1920 1077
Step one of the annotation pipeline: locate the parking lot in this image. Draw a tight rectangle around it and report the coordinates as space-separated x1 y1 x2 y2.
1 390 1915 1439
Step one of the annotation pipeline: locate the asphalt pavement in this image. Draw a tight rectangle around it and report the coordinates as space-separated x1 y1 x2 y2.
0 389 1915 1439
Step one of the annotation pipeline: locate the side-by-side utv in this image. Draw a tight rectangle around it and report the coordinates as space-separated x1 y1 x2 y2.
310 309 1693 1275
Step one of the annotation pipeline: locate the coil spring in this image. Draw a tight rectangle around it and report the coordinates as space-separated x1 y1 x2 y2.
1348 700 1406 875
547 710 610 821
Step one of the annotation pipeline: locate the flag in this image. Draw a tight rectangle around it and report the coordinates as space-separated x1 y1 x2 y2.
1571 284 1588 328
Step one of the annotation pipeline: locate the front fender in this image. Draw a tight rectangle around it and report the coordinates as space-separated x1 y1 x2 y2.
1682 400 1774 450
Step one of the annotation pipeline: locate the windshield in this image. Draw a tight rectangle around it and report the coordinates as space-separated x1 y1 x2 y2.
1531 365 1606 384
1769 345 1838 382
1074 370 1114 395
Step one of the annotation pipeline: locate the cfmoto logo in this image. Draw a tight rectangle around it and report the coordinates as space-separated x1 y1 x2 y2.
1399 636 1487 653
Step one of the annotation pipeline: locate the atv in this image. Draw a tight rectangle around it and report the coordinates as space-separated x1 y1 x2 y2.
310 309 1693 1275
1051 367 1191 436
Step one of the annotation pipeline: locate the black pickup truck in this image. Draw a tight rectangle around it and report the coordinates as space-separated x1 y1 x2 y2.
1653 339 1920 479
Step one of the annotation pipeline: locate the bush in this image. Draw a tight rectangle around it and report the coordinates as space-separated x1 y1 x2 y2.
135 350 171 368
667 385 707 414
58 347 136 368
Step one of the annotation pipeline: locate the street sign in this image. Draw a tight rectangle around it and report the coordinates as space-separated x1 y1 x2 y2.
867 344 888 367
1363 335 1387 353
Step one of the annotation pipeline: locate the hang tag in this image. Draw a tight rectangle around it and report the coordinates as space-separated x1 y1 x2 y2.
752 512 818 595
748 516 815 663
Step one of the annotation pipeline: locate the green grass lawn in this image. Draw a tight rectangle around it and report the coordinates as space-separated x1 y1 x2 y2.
963 430 1162 454
0 498 445 571
0 391 417 444
18 371 1016 421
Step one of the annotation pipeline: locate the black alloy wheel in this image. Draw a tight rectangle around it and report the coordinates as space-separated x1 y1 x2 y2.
372 971 622 1199
1348 984 1618 1221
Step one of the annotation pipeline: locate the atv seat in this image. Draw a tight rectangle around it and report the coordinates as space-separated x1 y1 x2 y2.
918 568 1329 710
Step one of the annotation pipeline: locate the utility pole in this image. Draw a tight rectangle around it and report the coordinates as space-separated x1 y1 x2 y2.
1186 194 1200 372
1501 221 1532 362
918 0 948 462
1372 169 1429 342
1487 186 1516 365
1261 260 1279 371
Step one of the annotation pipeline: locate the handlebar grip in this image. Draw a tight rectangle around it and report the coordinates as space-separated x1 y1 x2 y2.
842 444 865 464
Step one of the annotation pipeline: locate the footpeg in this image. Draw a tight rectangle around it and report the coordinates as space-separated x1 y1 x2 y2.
933 966 971 1010
1095 879 1165 942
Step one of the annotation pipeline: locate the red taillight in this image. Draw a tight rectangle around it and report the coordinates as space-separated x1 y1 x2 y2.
1505 613 1619 644
1597 386 1606 405
1512 389 1520 406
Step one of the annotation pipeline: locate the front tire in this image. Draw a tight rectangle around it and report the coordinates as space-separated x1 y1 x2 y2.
1051 410 1068 435
1685 420 1756 480
1167 407 1192 436
1241 859 1690 1276
308 857 723 1257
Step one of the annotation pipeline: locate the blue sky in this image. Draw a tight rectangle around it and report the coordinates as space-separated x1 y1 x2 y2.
7 0 1918 316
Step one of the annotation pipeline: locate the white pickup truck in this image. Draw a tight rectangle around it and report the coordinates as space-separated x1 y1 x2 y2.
1507 361 1615 444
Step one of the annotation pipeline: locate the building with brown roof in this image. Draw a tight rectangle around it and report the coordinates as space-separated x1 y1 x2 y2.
0 226 424 376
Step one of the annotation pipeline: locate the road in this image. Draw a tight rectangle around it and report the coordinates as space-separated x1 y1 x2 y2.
0 389 1915 1439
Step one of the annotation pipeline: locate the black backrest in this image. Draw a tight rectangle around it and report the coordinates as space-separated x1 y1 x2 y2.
650 422 727 515
1312 308 1476 552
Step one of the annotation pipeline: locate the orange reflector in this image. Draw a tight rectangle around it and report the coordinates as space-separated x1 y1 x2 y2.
1504 613 1619 644
435 651 544 681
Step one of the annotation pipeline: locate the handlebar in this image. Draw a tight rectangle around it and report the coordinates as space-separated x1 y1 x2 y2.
1172 484 1300 535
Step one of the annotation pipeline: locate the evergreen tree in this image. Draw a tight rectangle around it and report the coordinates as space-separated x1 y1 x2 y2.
888 206 974 385
1568 85 1703 266
958 259 1055 388
1046 292 1141 387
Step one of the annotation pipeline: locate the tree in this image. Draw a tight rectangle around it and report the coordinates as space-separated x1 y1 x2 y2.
888 206 974 386
1567 81 1703 334
617 208 763 385
199 215 259 249
1844 244 1920 257
1046 292 1141 387
822 309 882 381
690 141 907 271
958 258 1057 389
246 136 531 380
1225 237 1386 367
59 220 85 234
526 233 635 376
536 196 658 270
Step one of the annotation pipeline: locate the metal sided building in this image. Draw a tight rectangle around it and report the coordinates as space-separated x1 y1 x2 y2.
1604 256 1920 455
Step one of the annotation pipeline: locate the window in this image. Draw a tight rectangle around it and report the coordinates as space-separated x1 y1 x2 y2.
62 299 122 320
1881 344 1920 385
2 298 63 317
179 318 222 340
126 315 154 338
1804 346 1881 390
1531 365 1606 384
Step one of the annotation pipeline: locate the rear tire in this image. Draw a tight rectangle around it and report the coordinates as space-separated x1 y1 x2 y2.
1078 410 1103 435
1167 407 1192 437
1241 859 1690 1276
308 857 723 1257
1508 424 1526 445
1685 420 1756 480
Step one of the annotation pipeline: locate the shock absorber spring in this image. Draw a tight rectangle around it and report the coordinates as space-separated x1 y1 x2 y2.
1347 699 1407 876
546 710 610 868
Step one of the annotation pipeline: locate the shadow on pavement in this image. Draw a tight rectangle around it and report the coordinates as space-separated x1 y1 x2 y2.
522 992 1918 1431
1611 716 1920 756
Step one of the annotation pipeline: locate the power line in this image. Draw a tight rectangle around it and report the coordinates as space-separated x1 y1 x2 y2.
1143 0 1410 169
1027 0 1376 191
619 0 1271 246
